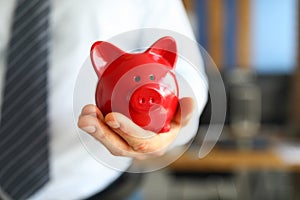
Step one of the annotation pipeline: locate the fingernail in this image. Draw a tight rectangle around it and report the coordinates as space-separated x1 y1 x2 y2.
81 126 96 133
106 121 120 129
89 113 97 118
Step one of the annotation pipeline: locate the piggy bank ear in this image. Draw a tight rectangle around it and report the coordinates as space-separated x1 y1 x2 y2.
147 36 177 68
90 41 124 78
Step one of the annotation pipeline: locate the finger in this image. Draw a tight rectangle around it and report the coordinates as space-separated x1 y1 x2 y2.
173 97 194 126
78 114 138 157
105 112 155 139
78 107 170 159
105 112 155 152
80 104 104 120
105 112 175 153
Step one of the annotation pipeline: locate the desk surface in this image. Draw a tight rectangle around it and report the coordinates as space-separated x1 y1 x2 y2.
168 145 300 172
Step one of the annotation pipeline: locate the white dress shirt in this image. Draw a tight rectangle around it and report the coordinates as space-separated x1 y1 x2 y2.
0 0 207 199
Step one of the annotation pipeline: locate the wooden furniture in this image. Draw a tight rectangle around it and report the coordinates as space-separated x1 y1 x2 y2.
167 133 300 199
169 145 300 172
168 126 300 172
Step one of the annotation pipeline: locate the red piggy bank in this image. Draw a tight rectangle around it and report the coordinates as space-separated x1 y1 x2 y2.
90 36 179 133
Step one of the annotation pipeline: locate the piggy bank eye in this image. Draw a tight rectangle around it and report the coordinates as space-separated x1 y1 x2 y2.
149 74 155 80
134 76 141 82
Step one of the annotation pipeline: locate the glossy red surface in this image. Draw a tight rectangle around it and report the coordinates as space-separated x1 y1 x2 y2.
90 36 179 133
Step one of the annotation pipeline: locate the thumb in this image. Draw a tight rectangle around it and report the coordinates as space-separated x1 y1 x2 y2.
173 97 195 127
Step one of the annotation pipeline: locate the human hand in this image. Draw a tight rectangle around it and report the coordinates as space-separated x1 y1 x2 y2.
78 97 194 160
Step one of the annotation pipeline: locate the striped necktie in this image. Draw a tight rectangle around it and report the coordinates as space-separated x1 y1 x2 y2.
0 0 50 199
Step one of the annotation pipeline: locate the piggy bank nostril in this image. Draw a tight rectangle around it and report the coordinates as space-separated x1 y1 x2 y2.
139 97 146 104
138 97 156 105
149 97 156 104
149 98 153 103
130 85 164 111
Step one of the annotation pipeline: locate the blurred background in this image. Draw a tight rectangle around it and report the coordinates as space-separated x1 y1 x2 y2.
139 0 300 199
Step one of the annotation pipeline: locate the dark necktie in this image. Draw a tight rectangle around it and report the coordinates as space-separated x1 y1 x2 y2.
0 0 51 199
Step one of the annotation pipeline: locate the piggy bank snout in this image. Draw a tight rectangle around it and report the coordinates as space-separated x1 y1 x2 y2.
130 85 164 111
